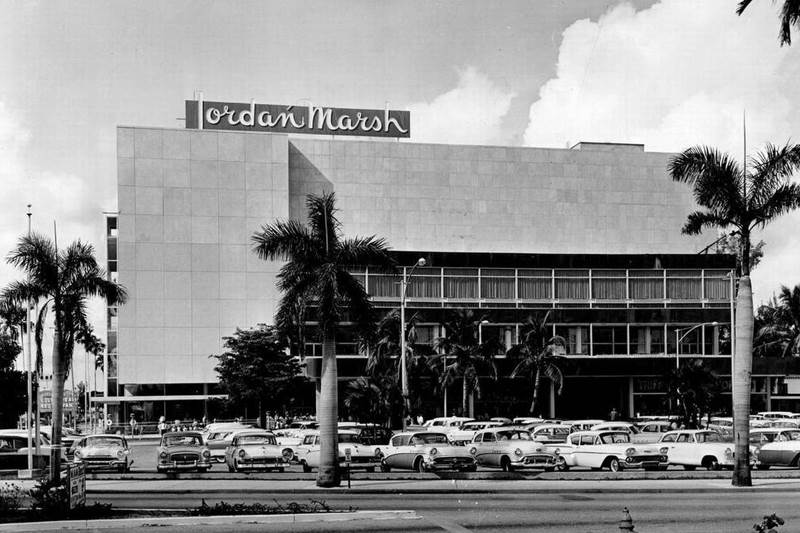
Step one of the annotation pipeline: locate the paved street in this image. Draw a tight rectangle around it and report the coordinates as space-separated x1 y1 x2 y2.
77 478 800 532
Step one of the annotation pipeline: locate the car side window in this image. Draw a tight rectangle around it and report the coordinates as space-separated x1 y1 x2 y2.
581 436 595 445
483 433 496 443
661 434 677 443
570 435 581 445
676 433 691 443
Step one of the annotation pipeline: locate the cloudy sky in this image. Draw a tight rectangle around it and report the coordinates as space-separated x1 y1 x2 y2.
1 0 799 379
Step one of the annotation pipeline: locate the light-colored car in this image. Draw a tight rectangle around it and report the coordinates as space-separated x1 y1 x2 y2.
634 421 673 443
750 428 800 469
72 434 131 472
528 423 571 444
765 419 800 429
757 411 796 420
156 431 212 473
469 427 560 471
563 420 605 433
546 430 668 472
0 429 62 459
380 431 476 472
658 430 755 470
274 426 319 447
422 417 476 433
449 421 505 445
757 437 800 469
205 424 253 463
297 430 382 472
224 430 294 472
512 417 545 426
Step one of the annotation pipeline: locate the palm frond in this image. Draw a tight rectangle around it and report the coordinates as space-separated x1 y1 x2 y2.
336 236 396 272
735 0 753 15
779 0 800 45
306 192 341 253
5 233 58 288
681 210 734 236
750 183 800 229
748 143 800 206
252 220 316 262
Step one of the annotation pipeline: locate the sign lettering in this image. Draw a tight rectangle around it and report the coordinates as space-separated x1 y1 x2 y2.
186 100 410 138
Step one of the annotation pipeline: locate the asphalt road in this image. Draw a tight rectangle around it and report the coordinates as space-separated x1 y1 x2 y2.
85 486 800 532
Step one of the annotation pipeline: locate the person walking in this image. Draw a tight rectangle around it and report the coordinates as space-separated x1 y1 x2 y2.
129 414 138 438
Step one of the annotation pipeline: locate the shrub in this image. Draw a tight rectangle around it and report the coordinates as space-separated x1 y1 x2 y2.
191 499 357 516
754 514 785 533
0 483 23 515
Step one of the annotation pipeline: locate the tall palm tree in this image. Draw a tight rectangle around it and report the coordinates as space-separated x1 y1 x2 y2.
0 297 26 344
755 284 800 357
4 234 126 478
737 0 800 46
252 192 395 487
669 142 800 486
507 312 566 416
431 309 500 417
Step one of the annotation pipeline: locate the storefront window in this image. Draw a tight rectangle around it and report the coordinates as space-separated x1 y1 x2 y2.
592 326 628 355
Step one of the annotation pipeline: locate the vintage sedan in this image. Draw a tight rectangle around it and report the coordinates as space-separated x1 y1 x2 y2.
547 431 668 472
72 434 131 472
470 427 560 471
757 438 800 469
224 430 293 472
380 431 476 472
658 430 755 470
205 424 252 463
528 423 571 444
298 430 382 472
449 421 505 445
156 431 212 473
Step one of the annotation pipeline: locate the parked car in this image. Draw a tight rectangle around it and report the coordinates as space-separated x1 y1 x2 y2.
562 420 605 433
765 419 800 429
756 438 800 469
156 431 212 473
757 411 796 420
224 430 293 472
72 434 131 472
299 430 382 472
422 417 475 433
380 431 476 472
528 423 571 444
335 423 393 446
512 417 545 426
546 430 668 472
449 421 505 445
0 429 62 459
634 421 673 443
469 427 560 471
40 425 82 459
658 429 755 470
205 424 252 463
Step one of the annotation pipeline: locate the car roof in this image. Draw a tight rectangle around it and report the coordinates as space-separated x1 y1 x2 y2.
532 423 567 430
483 427 529 434
231 429 274 437
163 431 203 437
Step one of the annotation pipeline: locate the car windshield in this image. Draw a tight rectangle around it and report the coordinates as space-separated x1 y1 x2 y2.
751 433 775 443
782 431 800 440
237 435 276 445
495 431 532 441
164 435 202 446
338 434 361 444
695 432 722 443
599 432 631 444
84 437 124 448
410 434 448 445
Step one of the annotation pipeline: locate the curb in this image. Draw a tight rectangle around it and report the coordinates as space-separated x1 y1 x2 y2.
0 510 419 532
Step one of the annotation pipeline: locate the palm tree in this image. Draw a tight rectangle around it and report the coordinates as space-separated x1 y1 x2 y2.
755 284 800 357
252 191 395 487
737 0 800 46
431 309 500 417
0 297 26 343
669 142 800 486
507 312 566 416
4 234 126 478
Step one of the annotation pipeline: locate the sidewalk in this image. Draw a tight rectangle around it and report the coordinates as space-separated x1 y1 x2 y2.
82 477 800 494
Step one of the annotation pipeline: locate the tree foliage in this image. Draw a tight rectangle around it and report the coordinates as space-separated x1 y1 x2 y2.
507 312 566 415
737 0 800 46
666 359 724 428
714 232 766 272
755 284 800 357
213 325 308 415
0 331 26 427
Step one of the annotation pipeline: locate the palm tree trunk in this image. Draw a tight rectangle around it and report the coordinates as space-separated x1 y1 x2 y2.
462 376 468 416
50 314 63 480
529 368 542 415
732 276 753 486
316 332 340 487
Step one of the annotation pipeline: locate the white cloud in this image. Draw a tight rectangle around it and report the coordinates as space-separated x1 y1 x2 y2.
522 0 800 303
0 101 105 382
408 66 516 145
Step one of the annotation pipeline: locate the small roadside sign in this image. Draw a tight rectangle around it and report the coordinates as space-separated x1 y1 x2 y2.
67 463 86 509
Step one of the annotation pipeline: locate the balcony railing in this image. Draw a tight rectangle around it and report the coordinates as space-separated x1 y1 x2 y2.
349 267 734 308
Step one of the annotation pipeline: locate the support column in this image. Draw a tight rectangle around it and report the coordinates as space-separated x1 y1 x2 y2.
315 379 322 417
766 376 772 411
628 377 635 419
549 381 556 419
468 393 474 418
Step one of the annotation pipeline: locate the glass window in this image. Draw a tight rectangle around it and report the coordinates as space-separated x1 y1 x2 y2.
592 271 626 299
481 273 515 300
661 434 676 443
556 326 588 355
518 276 551 299
630 326 664 355
629 271 664 300
443 269 478 299
667 271 702 299
555 270 589 300
676 433 692 443
593 326 628 355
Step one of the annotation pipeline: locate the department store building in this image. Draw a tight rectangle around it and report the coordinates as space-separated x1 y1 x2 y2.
100 99 780 424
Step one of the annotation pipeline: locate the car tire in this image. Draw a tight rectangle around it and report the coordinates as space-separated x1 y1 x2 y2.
380 462 391 473
501 457 514 472
756 465 770 470
302 462 312 473
555 457 569 472
607 457 620 472
683 465 696 471
414 457 425 473
228 465 235 472
278 467 285 473
704 457 720 471
366 467 375 473
544 467 555 472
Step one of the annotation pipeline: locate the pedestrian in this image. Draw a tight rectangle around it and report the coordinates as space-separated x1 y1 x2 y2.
416 414 424 426
129 414 138 438
609 407 619 421
158 415 166 436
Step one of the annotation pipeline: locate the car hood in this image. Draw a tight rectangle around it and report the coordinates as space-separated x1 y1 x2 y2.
78 445 126 456
238 444 286 456
160 446 206 454
414 445 472 457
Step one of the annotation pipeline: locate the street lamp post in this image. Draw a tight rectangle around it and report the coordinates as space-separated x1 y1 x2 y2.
25 205 33 476
675 321 720 369
400 258 426 430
